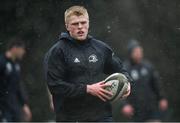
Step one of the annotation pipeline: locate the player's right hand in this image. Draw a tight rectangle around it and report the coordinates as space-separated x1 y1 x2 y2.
159 99 168 111
121 104 134 118
87 81 113 102
22 104 32 121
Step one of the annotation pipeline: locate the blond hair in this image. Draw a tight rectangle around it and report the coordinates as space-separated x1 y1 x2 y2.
64 6 89 24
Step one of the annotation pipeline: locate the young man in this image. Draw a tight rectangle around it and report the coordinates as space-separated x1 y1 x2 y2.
0 39 32 121
121 40 168 121
44 6 132 122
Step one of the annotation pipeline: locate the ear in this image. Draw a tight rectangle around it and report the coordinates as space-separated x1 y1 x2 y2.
65 23 69 31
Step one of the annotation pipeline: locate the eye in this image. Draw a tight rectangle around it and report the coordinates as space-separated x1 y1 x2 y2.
81 21 87 25
72 23 79 26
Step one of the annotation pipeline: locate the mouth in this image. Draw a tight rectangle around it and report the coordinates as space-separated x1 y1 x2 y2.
77 31 85 36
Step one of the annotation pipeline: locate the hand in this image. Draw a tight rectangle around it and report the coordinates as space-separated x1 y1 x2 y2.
121 104 134 118
87 81 113 102
50 98 54 111
122 83 131 98
49 94 54 111
22 104 32 121
159 99 168 111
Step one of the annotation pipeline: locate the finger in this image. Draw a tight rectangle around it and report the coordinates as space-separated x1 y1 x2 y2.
99 91 111 100
100 88 113 96
101 83 112 87
99 81 105 85
122 83 131 95
97 95 106 102
122 90 130 98
127 83 131 90
123 89 130 96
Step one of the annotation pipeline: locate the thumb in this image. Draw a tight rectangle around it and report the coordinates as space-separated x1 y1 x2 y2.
99 81 105 85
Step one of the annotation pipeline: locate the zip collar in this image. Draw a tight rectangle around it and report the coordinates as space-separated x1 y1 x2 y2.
59 32 93 45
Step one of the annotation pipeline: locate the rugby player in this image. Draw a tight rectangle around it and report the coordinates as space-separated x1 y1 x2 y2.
44 6 132 122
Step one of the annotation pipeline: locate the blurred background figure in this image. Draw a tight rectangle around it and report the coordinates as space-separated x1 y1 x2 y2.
0 38 32 122
120 40 169 122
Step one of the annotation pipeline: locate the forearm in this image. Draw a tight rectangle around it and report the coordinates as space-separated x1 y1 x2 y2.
48 80 87 98
17 83 28 106
152 79 164 100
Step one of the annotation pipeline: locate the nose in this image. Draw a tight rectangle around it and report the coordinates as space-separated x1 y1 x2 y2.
78 23 82 28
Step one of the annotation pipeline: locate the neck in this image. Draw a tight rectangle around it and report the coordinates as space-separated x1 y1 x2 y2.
75 39 87 43
130 58 142 65
5 51 16 61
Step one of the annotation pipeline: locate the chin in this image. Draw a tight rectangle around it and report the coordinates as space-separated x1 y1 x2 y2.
76 36 87 41
78 38 86 41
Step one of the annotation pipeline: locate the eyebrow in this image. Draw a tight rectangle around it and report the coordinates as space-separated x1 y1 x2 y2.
71 20 87 24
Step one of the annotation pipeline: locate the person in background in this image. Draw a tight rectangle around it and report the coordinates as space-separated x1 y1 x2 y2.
0 38 32 122
121 40 168 122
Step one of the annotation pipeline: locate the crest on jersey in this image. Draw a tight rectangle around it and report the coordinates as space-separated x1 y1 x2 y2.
89 54 98 63
131 70 139 81
141 67 148 76
15 64 21 72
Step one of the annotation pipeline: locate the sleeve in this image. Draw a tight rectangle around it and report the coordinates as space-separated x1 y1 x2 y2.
0 59 5 74
104 49 133 83
17 82 28 106
150 65 164 101
44 47 87 98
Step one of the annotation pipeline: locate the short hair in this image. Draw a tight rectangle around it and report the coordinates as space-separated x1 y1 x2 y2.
64 5 89 24
7 37 25 50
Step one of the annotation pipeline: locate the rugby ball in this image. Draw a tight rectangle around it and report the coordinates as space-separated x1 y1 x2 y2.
104 73 129 103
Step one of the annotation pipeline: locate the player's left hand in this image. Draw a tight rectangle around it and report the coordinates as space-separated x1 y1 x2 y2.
159 98 168 111
122 83 131 98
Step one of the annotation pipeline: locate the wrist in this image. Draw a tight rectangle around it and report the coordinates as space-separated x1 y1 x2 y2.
86 85 91 94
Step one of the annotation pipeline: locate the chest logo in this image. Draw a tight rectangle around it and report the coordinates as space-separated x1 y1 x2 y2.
74 58 80 63
15 64 21 72
131 70 139 81
89 54 98 63
6 62 12 74
141 67 148 76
